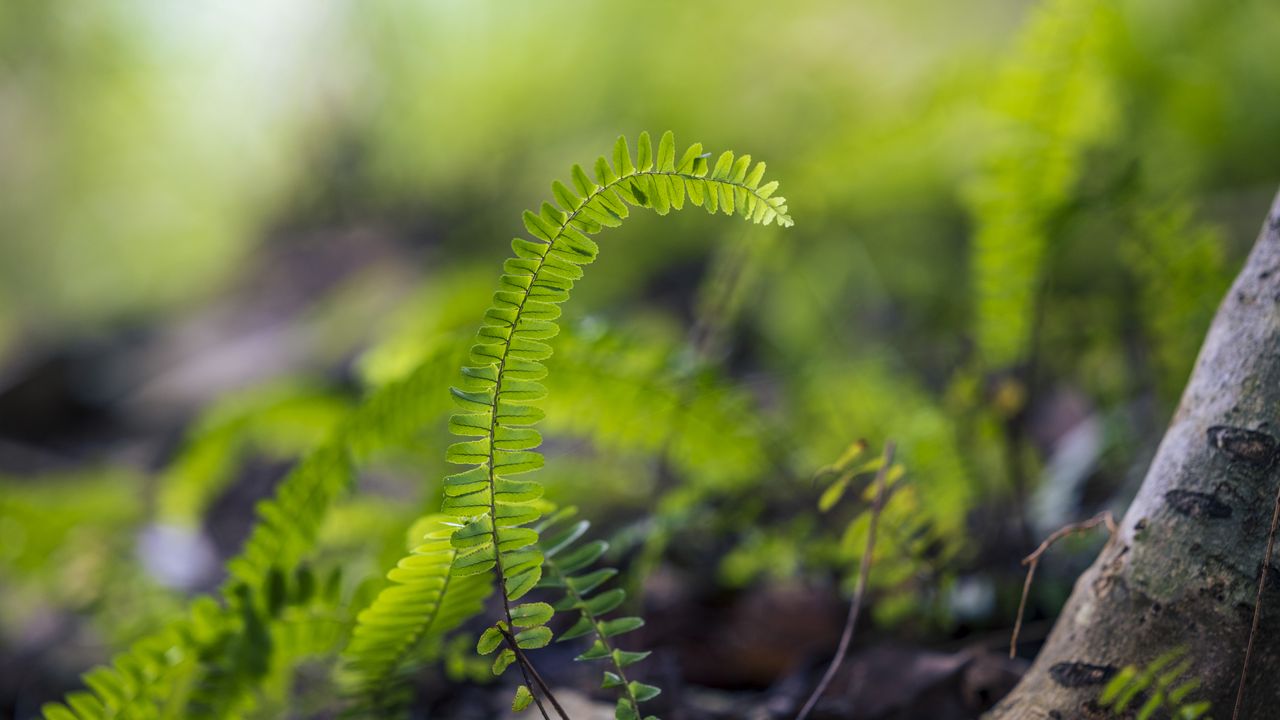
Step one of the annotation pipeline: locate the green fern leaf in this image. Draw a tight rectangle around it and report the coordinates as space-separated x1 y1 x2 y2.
538 509 661 719
1097 648 1212 719
339 516 492 715
966 0 1117 368
512 684 534 712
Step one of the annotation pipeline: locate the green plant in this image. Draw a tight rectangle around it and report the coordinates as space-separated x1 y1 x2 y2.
966 0 1118 370
414 130 790 716
538 509 659 720
1097 648 1213 720
338 517 492 716
36 130 791 720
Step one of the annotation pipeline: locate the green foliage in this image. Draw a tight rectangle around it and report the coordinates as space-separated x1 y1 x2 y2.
1120 201 1230 401
226 445 354 591
539 510 660 720
436 130 790 687
816 440 897 512
804 361 973 612
39 334 490 717
37 129 792 719
183 568 350 720
156 382 348 529
0 469 147 609
1097 648 1212 720
966 0 1118 368
543 322 771 493
339 517 491 716
40 566 348 720
14 1 1280 717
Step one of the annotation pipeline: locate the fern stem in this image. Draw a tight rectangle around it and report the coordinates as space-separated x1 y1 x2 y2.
486 498 568 719
795 441 895 720
501 626 567 720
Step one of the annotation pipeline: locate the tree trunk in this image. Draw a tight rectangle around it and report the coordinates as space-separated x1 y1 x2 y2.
989 189 1280 719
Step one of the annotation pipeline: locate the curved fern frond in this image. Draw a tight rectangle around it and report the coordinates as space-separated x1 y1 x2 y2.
339 516 492 717
539 510 659 720
45 131 791 720
437 131 790 676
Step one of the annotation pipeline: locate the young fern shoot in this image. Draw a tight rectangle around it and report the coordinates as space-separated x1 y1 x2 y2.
539 509 660 720
435 130 792 711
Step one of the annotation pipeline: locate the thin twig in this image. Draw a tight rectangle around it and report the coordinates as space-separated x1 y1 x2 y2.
502 628 570 720
795 441 896 720
1232 476 1280 720
1009 511 1116 659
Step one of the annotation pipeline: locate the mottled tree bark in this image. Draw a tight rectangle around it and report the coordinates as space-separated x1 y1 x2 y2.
989 190 1280 719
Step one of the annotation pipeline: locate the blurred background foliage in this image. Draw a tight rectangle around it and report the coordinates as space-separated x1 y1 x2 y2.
2 0 1279 716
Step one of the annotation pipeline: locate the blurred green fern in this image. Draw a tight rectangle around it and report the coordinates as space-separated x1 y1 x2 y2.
1097 647 1212 720
967 0 1118 369
338 517 491 718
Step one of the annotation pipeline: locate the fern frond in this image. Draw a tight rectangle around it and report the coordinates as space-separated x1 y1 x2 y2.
255 569 351 713
339 516 492 717
180 584 279 720
224 444 354 590
538 510 660 720
143 566 347 720
155 382 347 530
543 323 770 490
38 594 237 720
1097 647 1211 719
47 131 790 719
45 344 477 718
1119 200 1229 402
437 131 790 681
967 0 1117 368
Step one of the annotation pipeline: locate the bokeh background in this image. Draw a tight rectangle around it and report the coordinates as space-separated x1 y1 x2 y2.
2 0 1279 717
